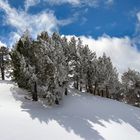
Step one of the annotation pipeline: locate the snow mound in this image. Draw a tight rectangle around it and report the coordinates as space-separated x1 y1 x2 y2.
0 80 140 140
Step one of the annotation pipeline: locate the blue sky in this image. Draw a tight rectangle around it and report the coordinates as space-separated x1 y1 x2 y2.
0 0 140 73
0 0 140 40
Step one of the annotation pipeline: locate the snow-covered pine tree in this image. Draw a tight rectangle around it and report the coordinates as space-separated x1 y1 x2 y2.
96 53 119 98
68 36 80 90
79 44 97 93
51 32 69 102
25 32 68 105
33 33 55 103
61 36 71 95
11 32 31 89
0 46 9 80
122 69 140 106
11 31 39 101
76 38 84 91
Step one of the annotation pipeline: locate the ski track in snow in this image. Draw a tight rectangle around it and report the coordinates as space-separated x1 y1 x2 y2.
0 80 140 140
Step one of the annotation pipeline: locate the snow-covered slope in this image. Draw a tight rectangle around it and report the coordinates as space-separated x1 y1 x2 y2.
0 80 140 140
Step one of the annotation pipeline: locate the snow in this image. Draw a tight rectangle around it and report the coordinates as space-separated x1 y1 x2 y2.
0 80 140 140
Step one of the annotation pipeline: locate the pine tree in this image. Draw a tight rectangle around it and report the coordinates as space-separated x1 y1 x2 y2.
11 31 33 89
96 53 119 98
69 37 80 89
0 46 9 80
51 33 69 102
122 69 140 106
80 44 97 93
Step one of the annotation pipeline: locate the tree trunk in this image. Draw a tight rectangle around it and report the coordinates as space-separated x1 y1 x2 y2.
55 98 59 105
97 89 100 96
87 79 93 93
76 76 79 90
74 79 79 89
106 86 109 98
87 78 93 93
87 69 93 93
89 85 93 93
65 88 68 95
80 81 82 91
101 90 104 97
1 67 4 80
80 86 82 91
94 82 98 95
32 82 38 101
0 53 5 80
86 84 89 92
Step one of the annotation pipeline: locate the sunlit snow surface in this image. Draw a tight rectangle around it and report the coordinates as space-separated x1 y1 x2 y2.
0 80 140 140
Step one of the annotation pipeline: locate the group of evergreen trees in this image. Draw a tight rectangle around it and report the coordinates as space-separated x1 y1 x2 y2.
1 31 140 107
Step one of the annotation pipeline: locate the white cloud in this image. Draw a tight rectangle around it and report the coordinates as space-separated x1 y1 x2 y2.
132 11 140 46
58 18 76 26
25 0 40 11
82 35 140 74
0 41 6 47
0 1 58 35
44 0 114 7
105 0 114 6
29 0 114 7
44 0 80 5
66 34 140 74
95 26 101 30
136 12 140 33
0 0 74 45
43 0 98 7
136 11 140 19
8 32 21 47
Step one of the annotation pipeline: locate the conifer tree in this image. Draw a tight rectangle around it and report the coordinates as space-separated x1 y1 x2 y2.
69 37 80 89
80 44 97 93
96 53 119 98
0 46 9 80
122 69 140 105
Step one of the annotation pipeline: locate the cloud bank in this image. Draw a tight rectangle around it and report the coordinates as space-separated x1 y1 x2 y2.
81 35 140 74
66 35 140 74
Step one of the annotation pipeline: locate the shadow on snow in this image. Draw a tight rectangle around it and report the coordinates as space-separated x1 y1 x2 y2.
10 84 140 140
